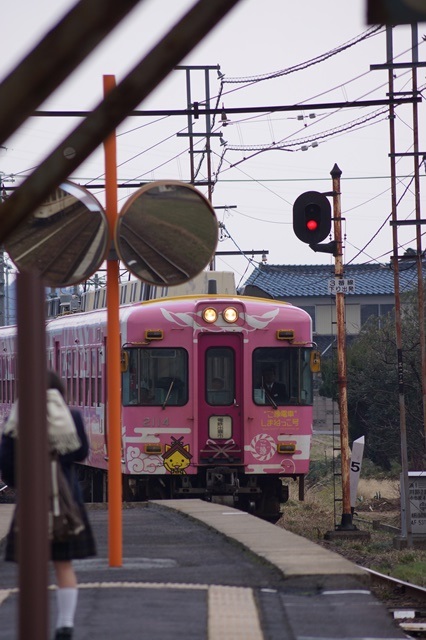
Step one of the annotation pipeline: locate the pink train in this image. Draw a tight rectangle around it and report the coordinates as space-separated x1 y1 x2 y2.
0 293 317 520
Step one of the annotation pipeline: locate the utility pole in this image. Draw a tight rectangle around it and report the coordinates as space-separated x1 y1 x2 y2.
176 65 223 269
371 25 421 547
176 64 223 192
386 27 413 548
409 24 426 452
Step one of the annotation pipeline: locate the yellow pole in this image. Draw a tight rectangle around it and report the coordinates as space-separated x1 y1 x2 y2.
103 74 122 566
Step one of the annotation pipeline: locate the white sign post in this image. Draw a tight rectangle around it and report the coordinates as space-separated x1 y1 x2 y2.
328 277 355 295
350 436 365 510
401 472 426 538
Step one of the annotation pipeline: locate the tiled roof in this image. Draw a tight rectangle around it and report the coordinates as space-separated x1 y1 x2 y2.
242 262 423 298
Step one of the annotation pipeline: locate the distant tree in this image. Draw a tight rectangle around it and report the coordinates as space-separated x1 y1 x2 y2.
320 291 425 470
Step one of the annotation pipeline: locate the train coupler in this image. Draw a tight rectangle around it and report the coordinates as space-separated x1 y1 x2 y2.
206 466 240 495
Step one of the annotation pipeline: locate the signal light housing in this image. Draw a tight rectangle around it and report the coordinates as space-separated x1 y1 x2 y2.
293 191 331 245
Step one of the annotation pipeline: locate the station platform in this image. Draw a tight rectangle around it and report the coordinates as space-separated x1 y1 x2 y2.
0 500 407 639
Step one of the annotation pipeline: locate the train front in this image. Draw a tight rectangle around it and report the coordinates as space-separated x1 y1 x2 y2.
121 295 316 520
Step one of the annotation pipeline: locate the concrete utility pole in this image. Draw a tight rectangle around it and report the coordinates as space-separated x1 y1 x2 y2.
370 25 415 547
386 27 413 547
409 24 426 452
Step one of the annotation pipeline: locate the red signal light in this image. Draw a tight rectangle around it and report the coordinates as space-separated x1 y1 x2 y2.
293 191 332 245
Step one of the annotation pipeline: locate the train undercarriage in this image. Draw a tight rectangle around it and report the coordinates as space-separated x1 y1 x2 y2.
77 464 299 522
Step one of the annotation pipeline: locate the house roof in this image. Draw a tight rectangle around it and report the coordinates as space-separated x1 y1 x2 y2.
242 262 422 298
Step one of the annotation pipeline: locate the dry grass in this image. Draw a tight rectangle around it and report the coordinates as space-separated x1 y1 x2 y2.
277 439 426 588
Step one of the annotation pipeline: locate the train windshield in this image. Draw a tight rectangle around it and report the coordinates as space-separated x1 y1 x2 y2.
122 347 188 406
253 347 313 406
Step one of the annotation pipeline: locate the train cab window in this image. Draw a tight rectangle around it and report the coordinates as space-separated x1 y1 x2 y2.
253 347 313 407
122 347 188 406
91 349 97 407
205 347 234 406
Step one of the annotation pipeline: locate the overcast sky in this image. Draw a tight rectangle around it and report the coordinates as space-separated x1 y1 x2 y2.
1 0 425 287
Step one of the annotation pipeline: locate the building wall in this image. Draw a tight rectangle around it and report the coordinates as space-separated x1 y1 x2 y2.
281 294 395 337
316 303 359 336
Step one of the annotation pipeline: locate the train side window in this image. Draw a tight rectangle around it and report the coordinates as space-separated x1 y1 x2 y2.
72 349 78 405
77 348 83 406
122 349 139 405
91 348 97 407
0 357 4 403
66 349 72 401
84 348 90 406
97 348 103 406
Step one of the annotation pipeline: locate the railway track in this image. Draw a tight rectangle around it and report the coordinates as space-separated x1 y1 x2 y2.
360 566 426 637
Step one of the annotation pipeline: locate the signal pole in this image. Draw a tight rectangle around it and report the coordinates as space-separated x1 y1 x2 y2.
292 173 368 538
330 163 355 531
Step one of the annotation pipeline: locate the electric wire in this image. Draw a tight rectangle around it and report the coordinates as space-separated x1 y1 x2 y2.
218 26 384 98
346 164 421 265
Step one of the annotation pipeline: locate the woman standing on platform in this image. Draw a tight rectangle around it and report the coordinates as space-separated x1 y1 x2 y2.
0 370 96 640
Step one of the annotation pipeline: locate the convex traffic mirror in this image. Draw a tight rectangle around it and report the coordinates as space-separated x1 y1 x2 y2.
115 181 218 286
5 181 109 287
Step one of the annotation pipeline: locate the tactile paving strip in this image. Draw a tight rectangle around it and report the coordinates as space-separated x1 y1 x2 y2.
208 584 264 640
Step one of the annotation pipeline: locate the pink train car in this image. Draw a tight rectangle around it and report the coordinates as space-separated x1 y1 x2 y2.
0 293 317 520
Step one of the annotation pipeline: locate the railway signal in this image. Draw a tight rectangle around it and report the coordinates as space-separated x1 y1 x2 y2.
292 190 332 246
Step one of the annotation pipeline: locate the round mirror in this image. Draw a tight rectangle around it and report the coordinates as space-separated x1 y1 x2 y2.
5 181 109 287
115 181 218 286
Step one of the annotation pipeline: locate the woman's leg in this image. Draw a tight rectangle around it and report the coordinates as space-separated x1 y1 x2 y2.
53 561 78 636
54 560 77 588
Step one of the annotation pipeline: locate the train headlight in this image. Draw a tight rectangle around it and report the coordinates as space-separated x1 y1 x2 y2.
223 307 238 323
203 307 218 323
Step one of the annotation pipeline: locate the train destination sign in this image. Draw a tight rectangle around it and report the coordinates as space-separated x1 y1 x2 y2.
5 181 109 287
115 181 218 287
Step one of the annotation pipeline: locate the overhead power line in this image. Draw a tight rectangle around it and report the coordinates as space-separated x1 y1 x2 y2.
222 26 384 84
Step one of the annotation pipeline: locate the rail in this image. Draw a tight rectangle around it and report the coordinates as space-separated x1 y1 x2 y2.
360 567 426 637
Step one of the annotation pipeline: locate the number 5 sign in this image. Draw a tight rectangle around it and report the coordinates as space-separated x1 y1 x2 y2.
350 436 365 510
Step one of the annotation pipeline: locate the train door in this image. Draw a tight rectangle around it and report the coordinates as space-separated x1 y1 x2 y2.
198 333 244 464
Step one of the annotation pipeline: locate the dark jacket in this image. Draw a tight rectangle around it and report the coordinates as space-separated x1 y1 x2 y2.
0 408 88 503
265 381 287 402
0 407 96 562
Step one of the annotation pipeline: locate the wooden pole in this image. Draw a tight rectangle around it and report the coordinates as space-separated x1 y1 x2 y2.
103 74 122 566
17 272 49 639
331 164 354 530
